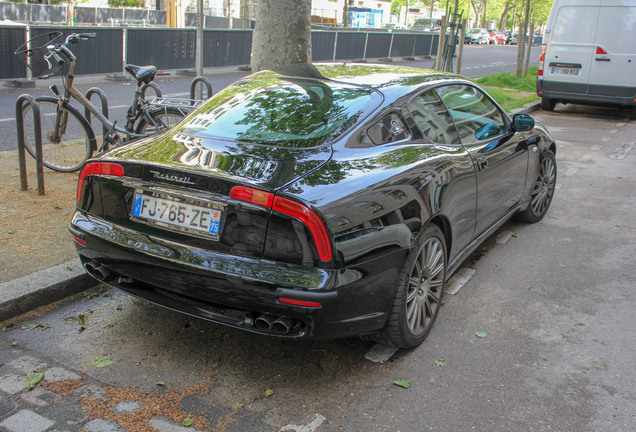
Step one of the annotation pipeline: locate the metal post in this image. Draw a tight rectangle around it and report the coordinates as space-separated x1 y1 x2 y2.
332 31 338 62
85 88 110 151
387 32 395 59
190 76 213 100
362 31 369 59
195 0 204 100
15 95 45 196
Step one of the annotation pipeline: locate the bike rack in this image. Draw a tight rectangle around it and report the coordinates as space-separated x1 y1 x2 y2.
15 94 45 196
190 76 213 101
85 88 109 151
141 82 163 100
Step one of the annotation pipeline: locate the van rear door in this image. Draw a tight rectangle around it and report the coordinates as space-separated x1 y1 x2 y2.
587 4 636 96
543 1 600 95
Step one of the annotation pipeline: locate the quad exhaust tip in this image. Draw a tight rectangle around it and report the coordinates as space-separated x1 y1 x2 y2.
254 314 298 335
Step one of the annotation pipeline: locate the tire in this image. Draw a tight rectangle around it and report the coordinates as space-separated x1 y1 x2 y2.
515 150 557 223
372 224 446 348
629 106 636 120
21 96 94 172
541 97 556 111
135 106 186 135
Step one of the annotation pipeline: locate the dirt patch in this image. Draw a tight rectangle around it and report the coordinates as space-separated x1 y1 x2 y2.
0 153 78 283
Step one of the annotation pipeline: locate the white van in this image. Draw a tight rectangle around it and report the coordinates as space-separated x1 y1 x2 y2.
537 0 636 119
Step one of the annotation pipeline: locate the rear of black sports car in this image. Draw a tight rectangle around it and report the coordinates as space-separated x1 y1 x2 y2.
70 70 401 340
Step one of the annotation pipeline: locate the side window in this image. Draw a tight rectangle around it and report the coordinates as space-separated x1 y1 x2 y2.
436 85 506 144
407 90 460 144
365 113 410 145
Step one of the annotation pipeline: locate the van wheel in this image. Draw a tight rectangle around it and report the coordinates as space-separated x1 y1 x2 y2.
541 97 556 111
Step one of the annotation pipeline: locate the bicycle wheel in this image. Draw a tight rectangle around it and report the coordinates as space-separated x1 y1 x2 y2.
135 107 186 135
22 96 94 172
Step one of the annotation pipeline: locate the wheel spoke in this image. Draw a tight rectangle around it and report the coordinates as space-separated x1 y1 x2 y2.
407 287 417 302
406 298 416 320
426 241 439 269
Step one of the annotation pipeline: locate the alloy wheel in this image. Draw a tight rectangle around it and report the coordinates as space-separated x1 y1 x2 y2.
405 237 445 336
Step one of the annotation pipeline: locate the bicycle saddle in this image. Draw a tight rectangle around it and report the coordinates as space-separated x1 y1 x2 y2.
124 64 157 84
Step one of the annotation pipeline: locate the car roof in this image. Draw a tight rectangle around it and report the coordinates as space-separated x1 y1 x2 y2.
250 63 466 103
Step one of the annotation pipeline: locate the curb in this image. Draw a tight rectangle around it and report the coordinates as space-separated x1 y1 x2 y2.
510 100 542 115
0 258 99 323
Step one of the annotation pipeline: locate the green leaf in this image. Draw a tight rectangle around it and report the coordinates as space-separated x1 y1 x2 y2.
25 372 44 391
11 342 17 347
54 204 62 210
233 402 244 410
21 322 51 331
182 414 193 427
265 389 274 398
393 380 412 389
91 356 114 368
475 331 487 338
1 324 15 331
7 229 16 234
511 232 518 238
435 359 447 367
592 362 607 370
156 381 165 386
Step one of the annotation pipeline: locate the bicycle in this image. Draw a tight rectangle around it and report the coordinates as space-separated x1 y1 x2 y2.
15 31 188 172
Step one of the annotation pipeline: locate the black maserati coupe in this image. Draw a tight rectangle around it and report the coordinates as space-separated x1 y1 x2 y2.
70 64 556 348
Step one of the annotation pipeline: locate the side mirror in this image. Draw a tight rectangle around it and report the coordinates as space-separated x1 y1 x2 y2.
512 113 535 131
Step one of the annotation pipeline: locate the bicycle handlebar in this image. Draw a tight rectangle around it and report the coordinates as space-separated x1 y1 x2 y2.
66 33 97 45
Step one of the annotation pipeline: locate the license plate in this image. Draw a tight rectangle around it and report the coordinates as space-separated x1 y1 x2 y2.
132 193 222 236
551 67 580 75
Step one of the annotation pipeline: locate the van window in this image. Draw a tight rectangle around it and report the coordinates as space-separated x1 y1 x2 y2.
595 6 636 54
553 6 599 44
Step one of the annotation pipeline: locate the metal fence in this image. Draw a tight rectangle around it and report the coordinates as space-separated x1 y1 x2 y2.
0 25 439 80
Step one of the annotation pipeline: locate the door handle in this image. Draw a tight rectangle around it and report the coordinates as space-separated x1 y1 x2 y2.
595 58 611 62
476 156 488 170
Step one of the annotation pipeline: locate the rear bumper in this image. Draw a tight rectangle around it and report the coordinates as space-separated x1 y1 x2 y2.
70 211 406 340
537 79 636 107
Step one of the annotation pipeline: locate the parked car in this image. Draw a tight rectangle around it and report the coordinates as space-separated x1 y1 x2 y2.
380 23 408 30
489 32 507 44
537 0 636 118
409 17 442 31
465 28 490 44
510 33 529 45
71 64 557 348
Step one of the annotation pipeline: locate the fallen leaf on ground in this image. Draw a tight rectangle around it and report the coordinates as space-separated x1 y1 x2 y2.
592 362 607 370
435 359 447 367
475 331 487 338
1 324 15 331
393 380 412 389
21 322 52 331
156 381 166 386
25 372 44 391
182 414 193 427
91 356 114 368
233 402 244 410
265 389 274 398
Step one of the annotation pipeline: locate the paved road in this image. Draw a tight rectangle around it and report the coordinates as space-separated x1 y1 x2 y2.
0 44 537 152
0 107 634 431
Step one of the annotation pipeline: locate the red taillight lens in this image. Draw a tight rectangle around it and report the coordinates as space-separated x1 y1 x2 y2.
230 186 333 262
72 235 86 246
596 46 608 54
77 162 125 201
278 297 322 308
538 44 546 77
229 185 274 207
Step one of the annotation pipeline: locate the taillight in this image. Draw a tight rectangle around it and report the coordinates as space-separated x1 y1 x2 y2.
538 44 546 77
230 186 333 262
77 162 124 201
596 46 608 54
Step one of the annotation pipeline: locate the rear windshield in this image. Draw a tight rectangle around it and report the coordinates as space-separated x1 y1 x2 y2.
176 77 382 149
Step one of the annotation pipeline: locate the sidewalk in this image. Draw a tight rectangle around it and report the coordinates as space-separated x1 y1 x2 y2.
0 90 541 324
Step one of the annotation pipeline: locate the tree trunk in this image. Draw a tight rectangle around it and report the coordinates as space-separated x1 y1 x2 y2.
511 0 518 31
251 0 313 73
515 0 530 77
523 20 535 77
